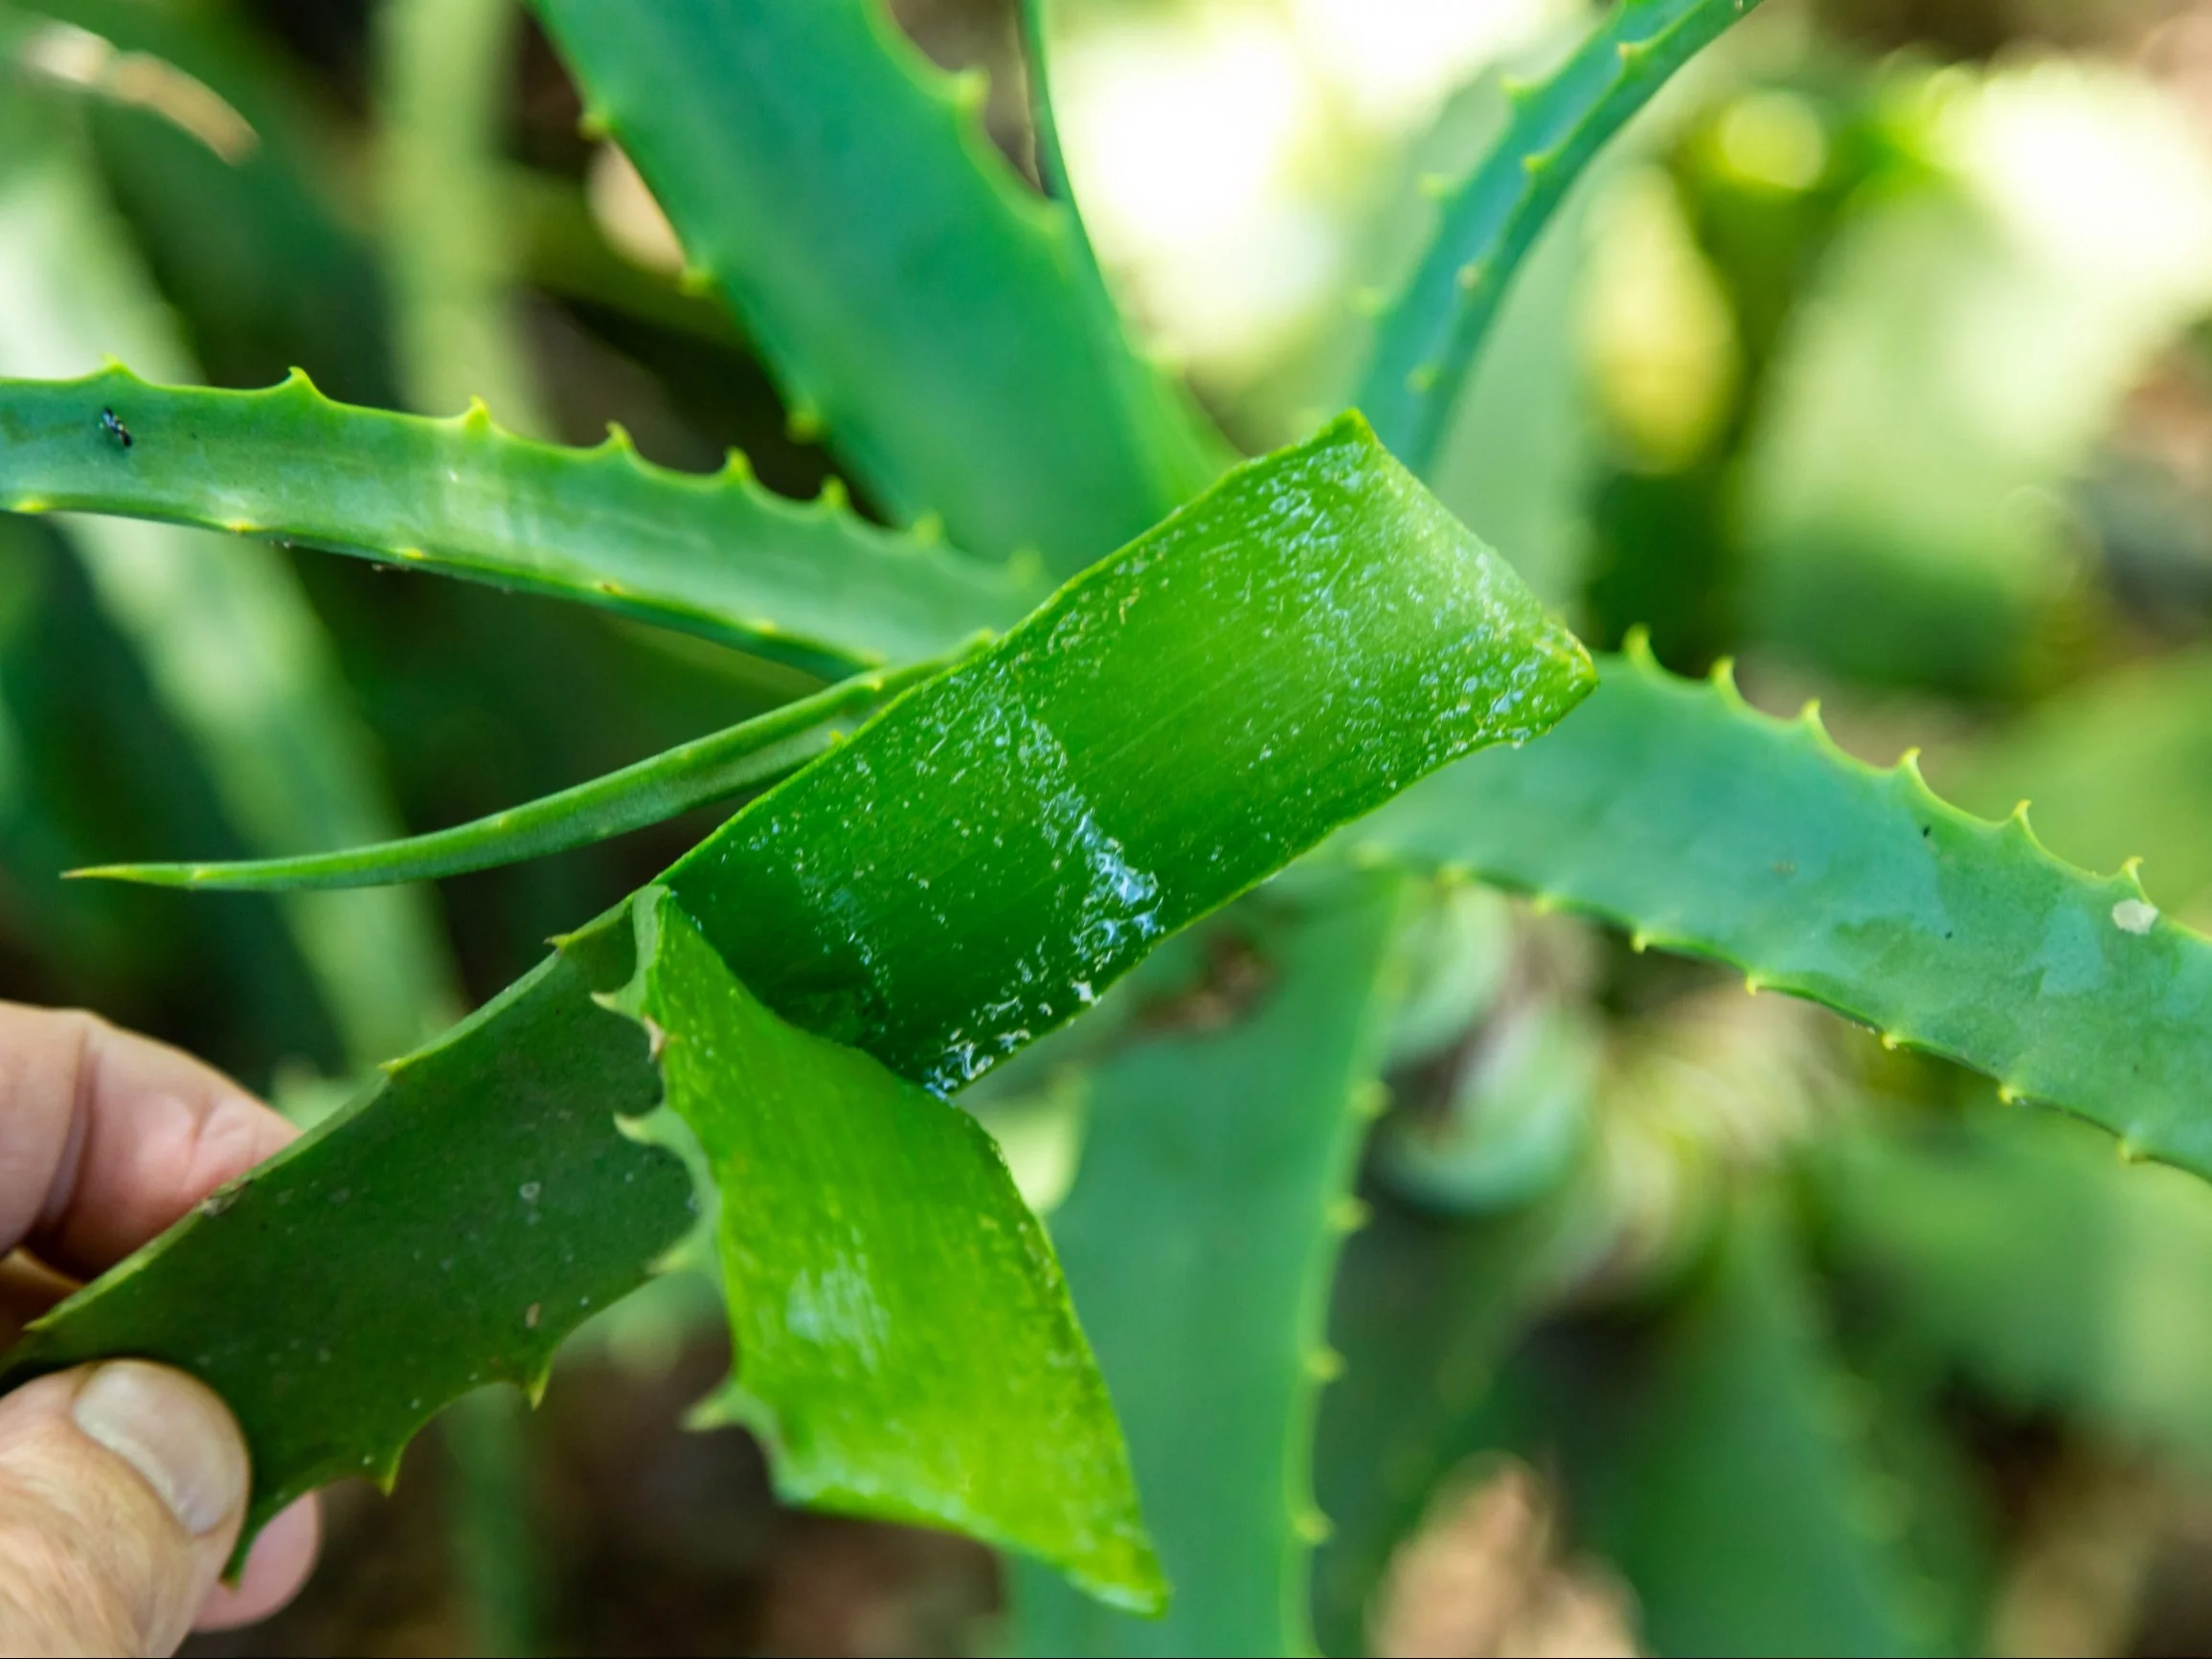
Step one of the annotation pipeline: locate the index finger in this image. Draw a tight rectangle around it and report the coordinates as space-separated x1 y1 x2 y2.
0 1005 296 1282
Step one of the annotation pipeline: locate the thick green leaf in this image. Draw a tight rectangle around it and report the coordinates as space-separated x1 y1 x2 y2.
530 0 1233 569
0 108 457 1064
1348 639 2212 1180
616 889 1162 1609
3 918 696 1545
1358 0 1765 474
0 366 1041 674
75 658 951 891
1009 870 1407 1654
657 412 1592 1091
11 414 1588 1579
1538 1197 1931 1656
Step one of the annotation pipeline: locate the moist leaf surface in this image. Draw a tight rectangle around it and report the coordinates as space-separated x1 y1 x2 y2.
620 891 1162 1609
1010 871 1407 1653
8 415 1589 1584
666 413 1593 1092
2 923 694 1543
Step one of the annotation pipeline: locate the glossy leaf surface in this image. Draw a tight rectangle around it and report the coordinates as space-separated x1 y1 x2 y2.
1358 0 1765 473
11 415 1586 1582
618 891 1162 1609
76 659 950 891
1350 640 2212 1179
661 413 1593 1093
0 366 1038 672
3 921 695 1545
1010 871 1406 1653
530 0 1232 568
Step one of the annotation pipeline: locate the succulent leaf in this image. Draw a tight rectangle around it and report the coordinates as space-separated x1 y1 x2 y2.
0 366 1042 672
1349 639 2212 1180
1009 871 1409 1653
1358 0 1765 474
73 659 954 891
1532 1196 1936 1654
8 414 1591 1590
616 888 1164 1610
530 0 1235 569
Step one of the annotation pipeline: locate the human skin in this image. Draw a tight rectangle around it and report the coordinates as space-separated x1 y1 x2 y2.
0 1004 319 1655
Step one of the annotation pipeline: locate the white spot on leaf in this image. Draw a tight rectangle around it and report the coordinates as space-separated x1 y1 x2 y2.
2113 899 2158 935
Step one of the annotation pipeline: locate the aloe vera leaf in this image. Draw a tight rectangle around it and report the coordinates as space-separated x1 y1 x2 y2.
1347 639 2212 1181
11 412 1590 1574
1817 1110 2212 1474
1539 1196 1931 1655
530 0 1235 569
658 412 1594 1091
76 658 948 891
0 118 459 1065
1357 0 1764 474
0 366 1043 673
617 889 1162 1610
1008 871 1407 1652
2 914 696 1551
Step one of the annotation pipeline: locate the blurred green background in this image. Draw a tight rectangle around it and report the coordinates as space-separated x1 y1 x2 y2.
10 0 2212 1652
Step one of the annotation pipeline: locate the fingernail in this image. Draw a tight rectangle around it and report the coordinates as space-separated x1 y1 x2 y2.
72 1361 247 1536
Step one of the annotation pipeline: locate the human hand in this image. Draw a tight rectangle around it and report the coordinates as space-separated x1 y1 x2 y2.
0 1005 321 1655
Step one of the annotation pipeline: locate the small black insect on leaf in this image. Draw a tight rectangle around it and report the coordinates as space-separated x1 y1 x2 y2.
99 408 132 450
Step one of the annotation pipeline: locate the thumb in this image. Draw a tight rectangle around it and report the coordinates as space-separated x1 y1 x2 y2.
0 1363 249 1657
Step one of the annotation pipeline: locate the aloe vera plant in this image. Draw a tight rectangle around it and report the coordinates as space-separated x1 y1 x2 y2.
6 0 2212 1652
